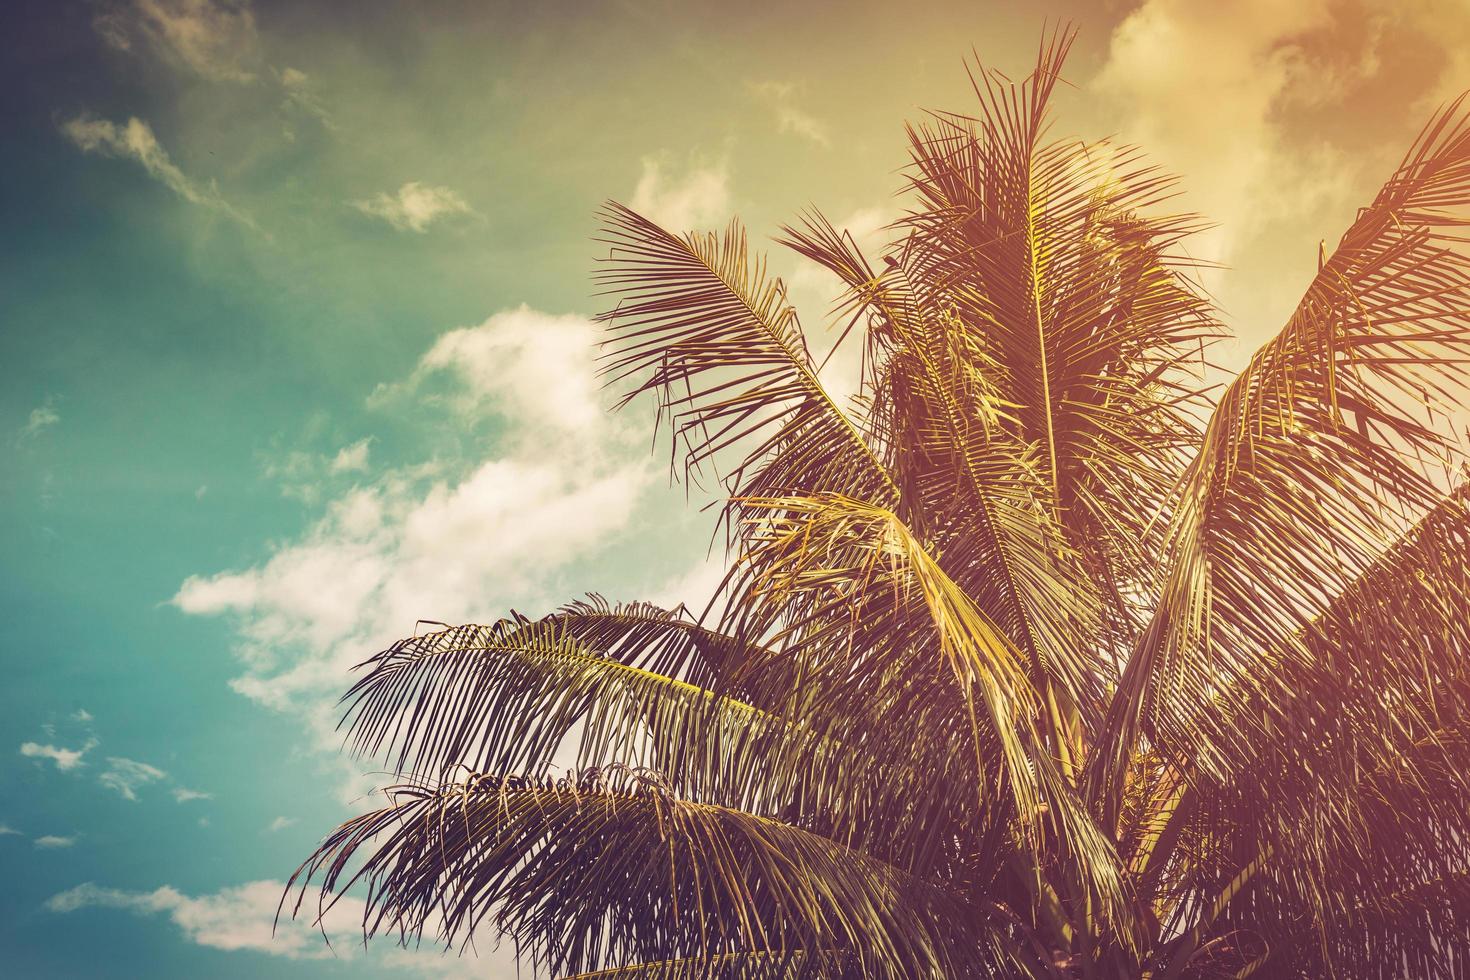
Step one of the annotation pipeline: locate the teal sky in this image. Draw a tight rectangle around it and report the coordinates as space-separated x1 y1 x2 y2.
4 1 1468 976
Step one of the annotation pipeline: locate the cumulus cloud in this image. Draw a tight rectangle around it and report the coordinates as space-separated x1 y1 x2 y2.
353 182 473 232
20 738 97 772
375 306 606 434
47 881 360 959
60 115 256 229
45 880 488 974
35 835 76 849
98 757 167 801
93 0 262 82
174 306 654 798
629 155 731 232
1095 1 1339 233
749 81 830 146
1088 0 1442 342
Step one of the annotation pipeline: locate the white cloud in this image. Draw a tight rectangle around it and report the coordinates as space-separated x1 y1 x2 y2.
93 0 262 82
20 738 97 772
749 81 830 146
35 835 76 849
60 115 256 230
0 824 21 836
329 438 372 474
173 787 212 803
99 757 167 801
266 816 296 832
46 880 361 959
629 156 731 232
72 708 93 723
45 880 489 974
353 182 473 233
21 402 60 439
174 306 653 799
177 456 646 713
377 306 606 434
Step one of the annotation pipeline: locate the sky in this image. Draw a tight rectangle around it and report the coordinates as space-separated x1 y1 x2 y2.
3 0 1469 976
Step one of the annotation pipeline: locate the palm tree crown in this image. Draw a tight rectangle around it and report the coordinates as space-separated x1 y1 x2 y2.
286 29 1470 980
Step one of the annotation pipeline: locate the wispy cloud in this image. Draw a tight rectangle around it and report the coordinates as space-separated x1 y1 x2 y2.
329 438 372 474
749 81 830 146
352 182 473 233
0 824 21 837
277 66 334 130
35 835 76 849
265 816 296 832
629 155 730 232
21 400 60 440
98 757 167 801
20 738 98 772
60 115 257 230
172 787 212 803
72 708 93 723
92 0 263 82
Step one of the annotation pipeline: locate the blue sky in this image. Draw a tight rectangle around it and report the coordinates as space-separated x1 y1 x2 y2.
4 0 1468 976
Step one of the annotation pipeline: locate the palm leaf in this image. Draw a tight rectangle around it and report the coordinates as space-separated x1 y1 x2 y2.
595 204 898 517
1091 95 1470 817
284 775 1028 979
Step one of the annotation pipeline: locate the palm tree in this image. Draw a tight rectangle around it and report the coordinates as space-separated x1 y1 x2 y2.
284 28 1470 979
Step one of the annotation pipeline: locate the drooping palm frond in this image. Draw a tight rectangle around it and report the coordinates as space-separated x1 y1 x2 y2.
336 610 957 871
285 775 1033 979
560 951 848 979
1155 486 1470 977
1092 95 1470 816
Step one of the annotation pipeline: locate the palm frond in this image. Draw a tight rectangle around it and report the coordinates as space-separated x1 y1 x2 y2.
899 28 1221 612
730 492 1133 941
340 607 970 874
595 204 898 518
1091 95 1470 815
779 211 1110 743
285 774 1028 979
1163 486 1470 977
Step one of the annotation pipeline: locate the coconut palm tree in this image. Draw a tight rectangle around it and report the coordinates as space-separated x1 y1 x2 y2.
285 28 1470 979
